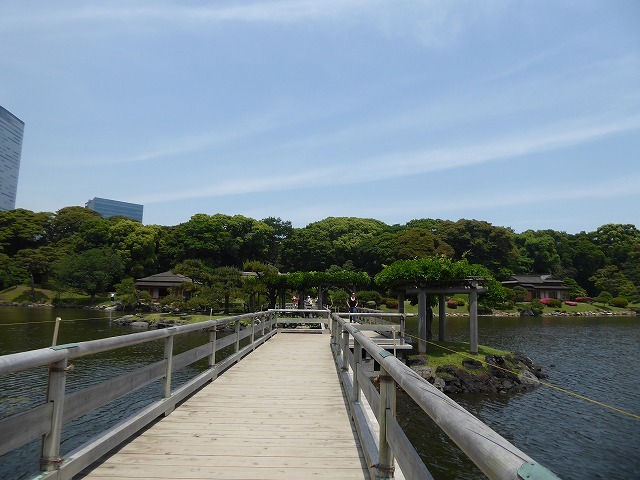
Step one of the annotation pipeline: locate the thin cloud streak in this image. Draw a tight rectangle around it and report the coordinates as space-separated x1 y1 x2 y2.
2 1 500 47
132 113 640 205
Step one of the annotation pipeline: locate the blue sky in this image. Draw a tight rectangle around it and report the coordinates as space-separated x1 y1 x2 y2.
2 1 639 233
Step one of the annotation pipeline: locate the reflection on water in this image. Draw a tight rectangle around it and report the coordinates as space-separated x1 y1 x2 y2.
1 308 639 479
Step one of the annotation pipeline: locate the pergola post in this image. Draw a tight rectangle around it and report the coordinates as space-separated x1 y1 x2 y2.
438 294 446 341
418 290 427 354
469 284 478 355
397 291 405 314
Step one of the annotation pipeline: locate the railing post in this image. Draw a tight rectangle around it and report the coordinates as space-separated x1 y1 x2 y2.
352 341 362 403
439 294 447 341
261 313 266 336
341 325 350 370
251 316 256 350
208 327 217 369
40 357 69 472
330 316 336 345
377 365 396 479
162 332 175 400
469 284 479 355
235 320 241 354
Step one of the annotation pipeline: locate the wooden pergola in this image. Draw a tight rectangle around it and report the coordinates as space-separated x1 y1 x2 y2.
392 277 488 354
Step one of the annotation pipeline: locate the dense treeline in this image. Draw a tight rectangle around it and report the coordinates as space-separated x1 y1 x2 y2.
1 207 639 304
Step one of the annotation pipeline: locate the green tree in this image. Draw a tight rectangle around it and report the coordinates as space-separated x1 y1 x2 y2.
261 217 294 267
114 277 152 309
46 206 109 250
52 248 123 301
0 208 51 256
173 259 215 285
14 246 61 300
211 267 243 314
516 230 562 275
436 219 520 274
171 214 274 267
243 261 283 309
529 299 545 316
281 217 387 272
394 228 454 260
566 235 607 294
562 277 587 299
589 266 635 298
593 291 613 305
512 285 528 302
591 224 640 265
108 219 161 278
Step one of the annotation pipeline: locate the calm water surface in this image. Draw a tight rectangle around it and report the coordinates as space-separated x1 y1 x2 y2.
1 307 639 479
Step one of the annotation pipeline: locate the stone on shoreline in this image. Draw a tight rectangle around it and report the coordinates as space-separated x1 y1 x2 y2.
410 352 548 395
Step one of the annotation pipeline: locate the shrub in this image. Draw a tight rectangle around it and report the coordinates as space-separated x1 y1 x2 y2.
539 298 562 308
574 297 593 303
357 290 383 308
447 299 458 309
383 297 399 309
477 303 494 315
564 301 578 307
512 286 528 302
493 300 514 311
529 299 545 316
594 291 613 304
611 297 629 308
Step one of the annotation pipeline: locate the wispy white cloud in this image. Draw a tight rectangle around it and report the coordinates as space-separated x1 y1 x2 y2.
54 109 291 167
363 113 640 178
131 112 640 205
2 1 503 47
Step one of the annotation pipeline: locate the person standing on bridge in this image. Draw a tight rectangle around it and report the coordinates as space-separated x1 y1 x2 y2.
347 292 358 323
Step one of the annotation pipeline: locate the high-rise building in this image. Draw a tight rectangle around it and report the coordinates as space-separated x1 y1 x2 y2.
0 106 25 211
85 197 144 222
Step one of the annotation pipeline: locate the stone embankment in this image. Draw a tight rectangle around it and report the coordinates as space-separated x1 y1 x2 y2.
408 352 548 394
112 314 189 329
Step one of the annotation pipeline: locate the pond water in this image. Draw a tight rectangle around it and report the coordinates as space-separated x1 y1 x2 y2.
0 307 638 479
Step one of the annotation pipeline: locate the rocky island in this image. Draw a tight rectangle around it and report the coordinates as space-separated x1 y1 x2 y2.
407 352 548 394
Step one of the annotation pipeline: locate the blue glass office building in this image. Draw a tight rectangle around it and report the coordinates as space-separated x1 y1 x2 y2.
0 106 24 211
86 197 144 222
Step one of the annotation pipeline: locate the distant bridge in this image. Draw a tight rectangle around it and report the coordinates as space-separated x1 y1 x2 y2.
0 309 558 479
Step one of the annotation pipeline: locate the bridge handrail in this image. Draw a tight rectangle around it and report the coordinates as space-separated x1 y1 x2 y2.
0 311 277 479
0 312 267 376
329 313 559 480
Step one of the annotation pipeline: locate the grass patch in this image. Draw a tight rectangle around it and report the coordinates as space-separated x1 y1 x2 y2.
379 299 638 316
141 313 228 325
0 285 55 303
0 285 112 306
416 341 511 372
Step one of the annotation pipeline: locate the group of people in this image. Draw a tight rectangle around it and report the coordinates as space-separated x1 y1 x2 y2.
289 292 359 319
291 294 316 309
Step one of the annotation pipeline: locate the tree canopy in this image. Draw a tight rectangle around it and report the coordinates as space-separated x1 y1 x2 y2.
1 205 638 303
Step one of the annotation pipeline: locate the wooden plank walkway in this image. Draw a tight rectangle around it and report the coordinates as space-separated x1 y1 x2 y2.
79 333 370 479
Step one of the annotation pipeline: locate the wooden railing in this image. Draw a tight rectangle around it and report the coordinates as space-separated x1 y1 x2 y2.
269 308 331 331
329 313 560 480
0 312 277 480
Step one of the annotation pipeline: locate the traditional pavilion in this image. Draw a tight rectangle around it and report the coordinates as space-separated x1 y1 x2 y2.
135 271 193 300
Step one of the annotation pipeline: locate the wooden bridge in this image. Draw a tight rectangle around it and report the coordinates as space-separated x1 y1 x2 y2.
0 310 559 480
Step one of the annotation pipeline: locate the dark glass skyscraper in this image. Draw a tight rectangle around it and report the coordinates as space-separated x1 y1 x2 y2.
0 106 24 211
85 197 144 222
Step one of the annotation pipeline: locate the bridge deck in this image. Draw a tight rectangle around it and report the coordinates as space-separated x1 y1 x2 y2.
79 333 370 479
